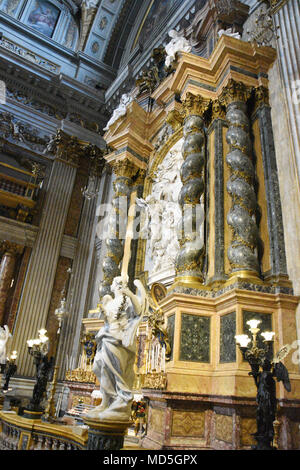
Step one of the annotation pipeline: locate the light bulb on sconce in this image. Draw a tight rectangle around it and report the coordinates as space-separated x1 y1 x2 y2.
261 331 275 342
246 319 261 331
235 334 251 348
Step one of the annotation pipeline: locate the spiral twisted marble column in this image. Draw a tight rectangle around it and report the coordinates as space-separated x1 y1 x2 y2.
175 93 210 284
98 159 138 299
220 79 260 276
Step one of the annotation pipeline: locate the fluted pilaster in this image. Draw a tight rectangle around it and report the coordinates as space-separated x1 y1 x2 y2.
11 132 82 376
175 93 210 284
220 79 260 277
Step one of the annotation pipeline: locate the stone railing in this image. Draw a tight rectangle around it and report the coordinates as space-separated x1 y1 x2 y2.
0 411 87 450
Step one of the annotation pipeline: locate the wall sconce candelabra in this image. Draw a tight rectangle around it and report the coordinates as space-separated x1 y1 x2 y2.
236 319 291 450
27 329 49 360
25 329 54 419
2 351 17 392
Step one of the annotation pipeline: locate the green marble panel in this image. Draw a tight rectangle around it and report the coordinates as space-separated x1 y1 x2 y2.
220 312 236 363
179 314 210 363
167 314 175 361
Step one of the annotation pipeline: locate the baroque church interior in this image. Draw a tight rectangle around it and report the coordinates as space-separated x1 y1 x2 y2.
0 0 300 452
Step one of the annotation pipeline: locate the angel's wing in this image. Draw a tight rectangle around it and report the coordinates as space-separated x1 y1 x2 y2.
136 198 149 210
273 361 291 392
273 344 292 364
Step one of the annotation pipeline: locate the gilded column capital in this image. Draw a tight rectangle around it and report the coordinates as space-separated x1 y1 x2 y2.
182 92 211 117
46 129 82 166
166 109 184 131
219 79 253 107
211 98 226 121
254 85 270 110
83 143 105 177
110 159 139 180
0 240 24 256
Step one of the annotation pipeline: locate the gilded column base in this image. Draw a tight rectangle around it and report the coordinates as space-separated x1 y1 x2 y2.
83 417 131 450
172 275 204 289
227 270 262 284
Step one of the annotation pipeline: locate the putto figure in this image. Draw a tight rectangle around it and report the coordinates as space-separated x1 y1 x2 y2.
86 275 148 421
164 29 192 68
103 94 133 131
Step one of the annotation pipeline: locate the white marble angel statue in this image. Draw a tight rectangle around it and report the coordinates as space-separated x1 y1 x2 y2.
0 325 11 371
218 28 241 40
165 29 192 68
86 275 148 421
103 94 133 131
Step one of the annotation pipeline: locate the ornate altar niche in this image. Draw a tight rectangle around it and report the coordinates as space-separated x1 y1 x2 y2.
64 321 99 415
99 33 300 449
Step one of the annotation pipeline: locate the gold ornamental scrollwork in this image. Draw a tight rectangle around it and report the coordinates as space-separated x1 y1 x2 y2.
166 109 184 131
65 368 96 384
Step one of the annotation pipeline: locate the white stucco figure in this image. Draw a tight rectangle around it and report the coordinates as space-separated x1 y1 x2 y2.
86 276 148 421
218 28 241 40
0 325 10 367
165 29 192 68
81 0 99 8
103 94 132 131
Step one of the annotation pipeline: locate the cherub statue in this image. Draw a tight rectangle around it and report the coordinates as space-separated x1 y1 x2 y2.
0 326 11 373
218 28 241 40
86 275 148 421
165 29 192 68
